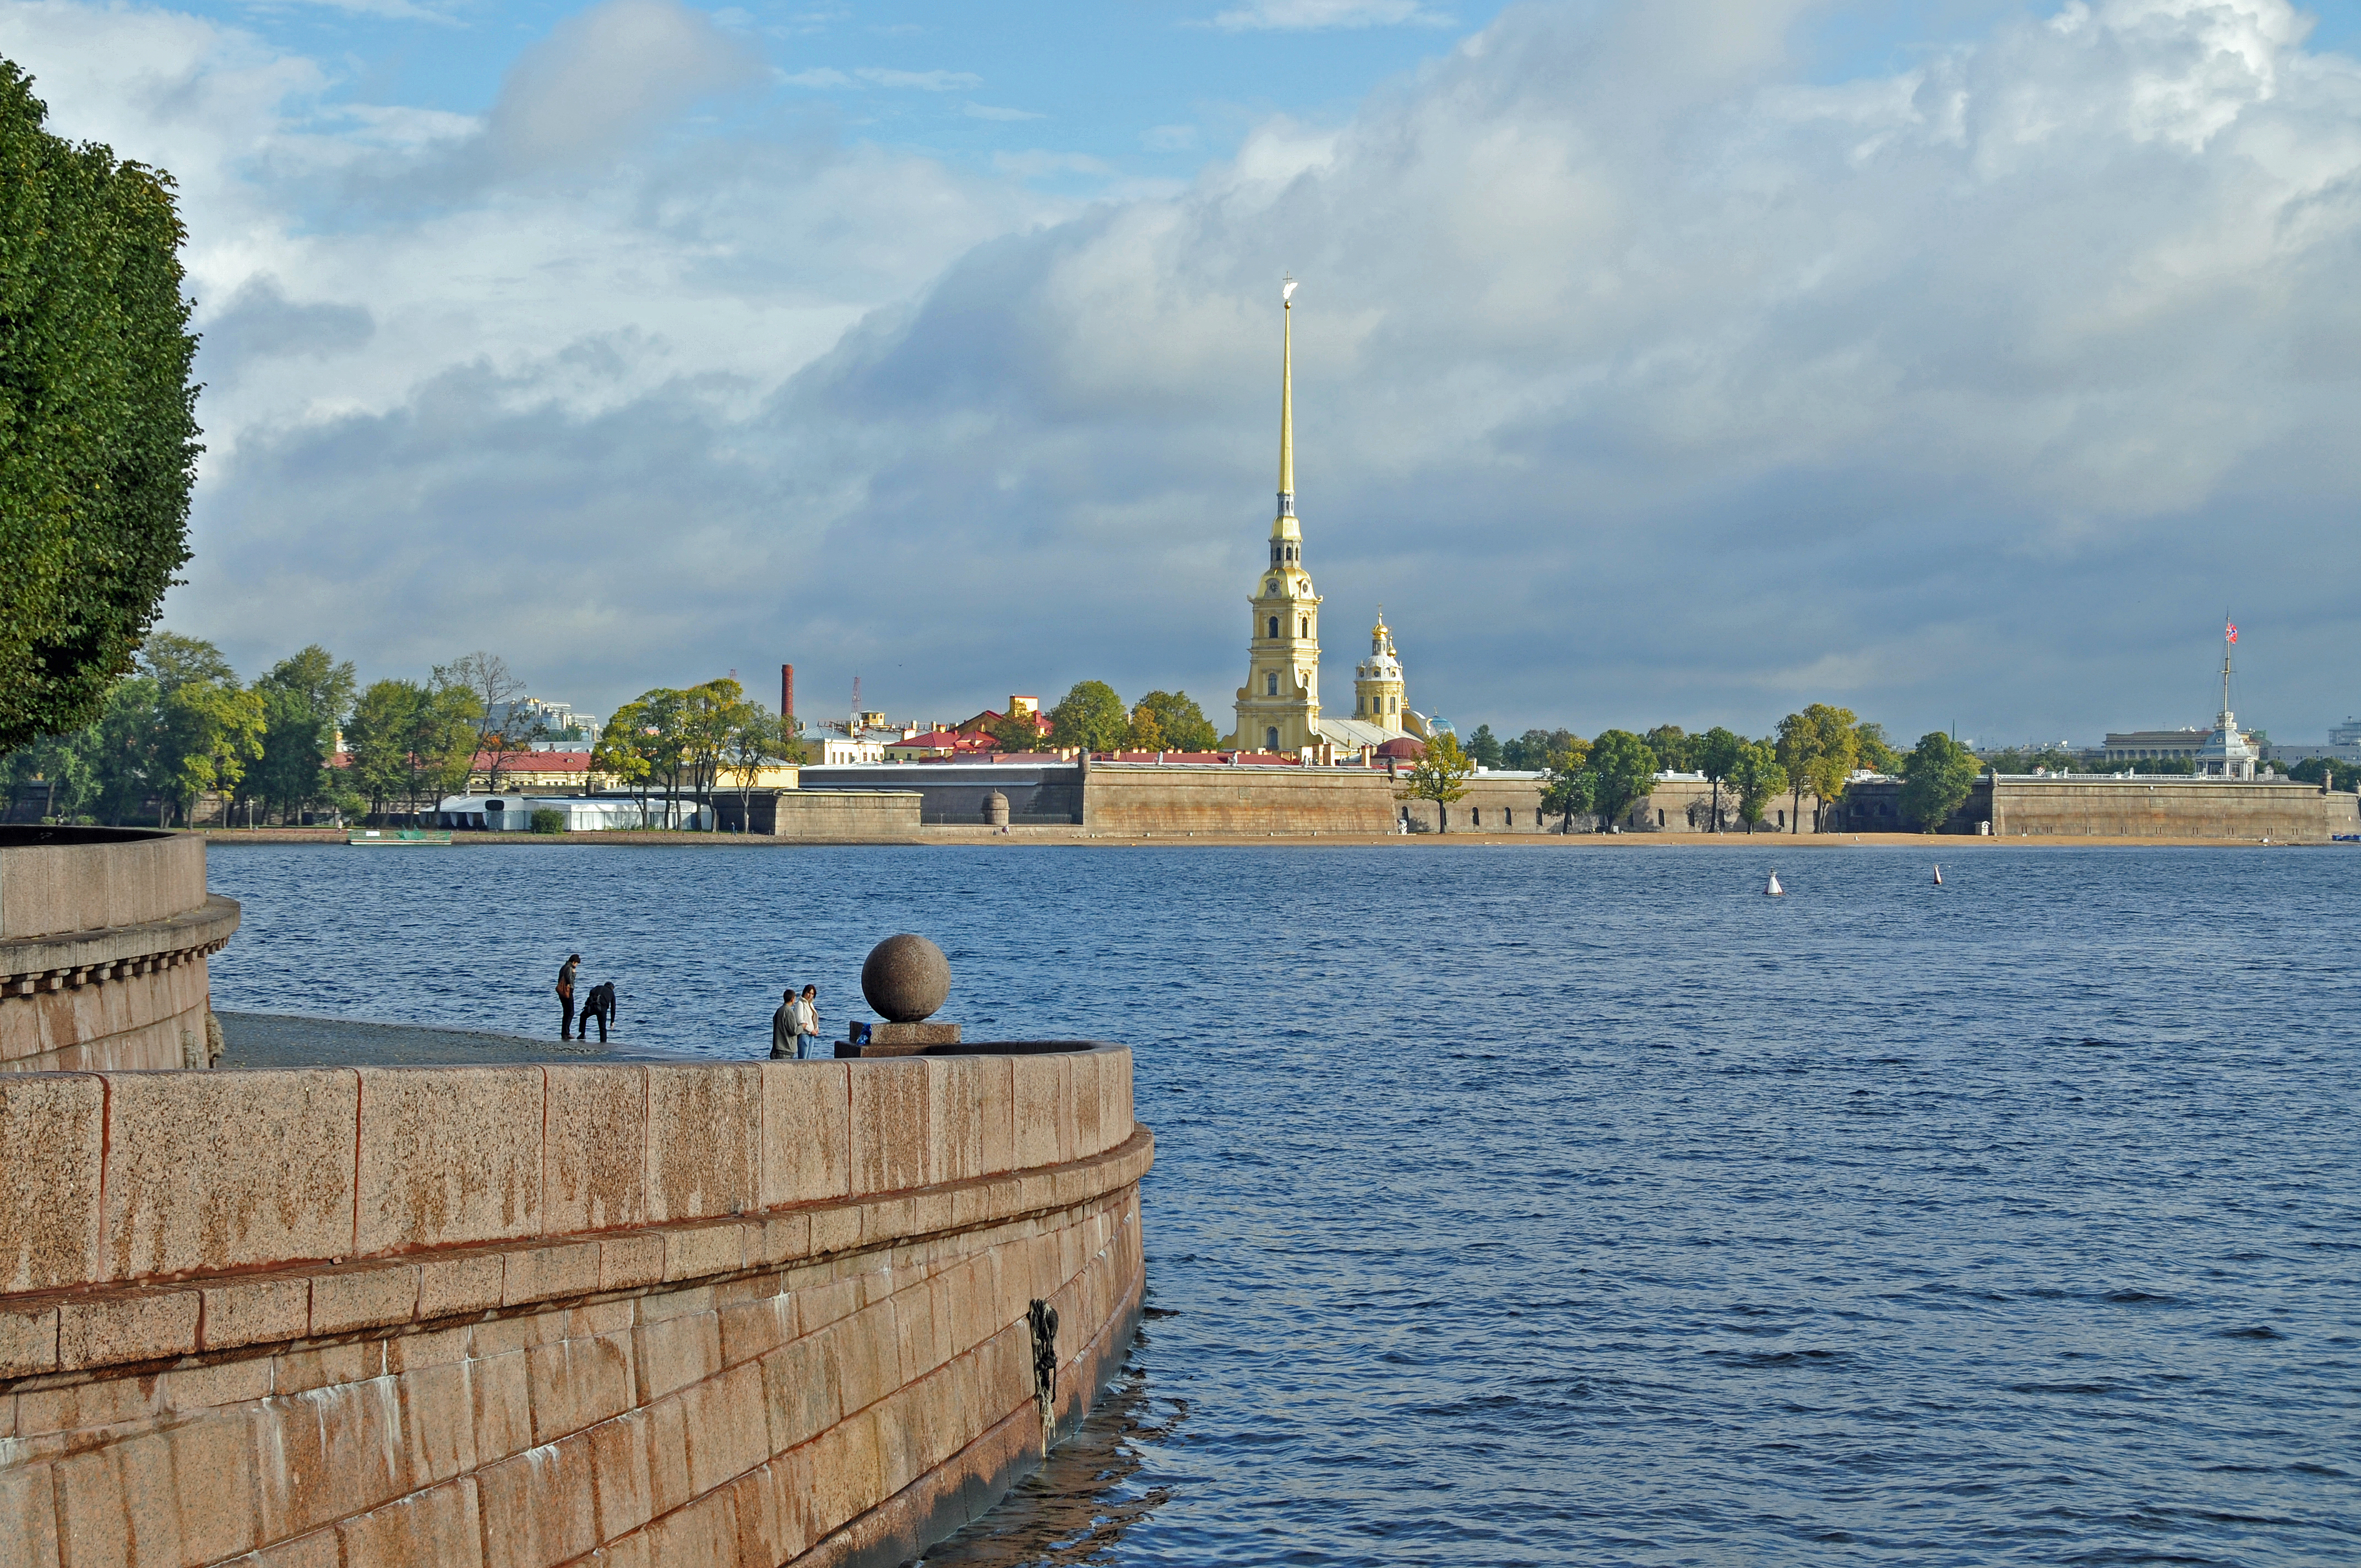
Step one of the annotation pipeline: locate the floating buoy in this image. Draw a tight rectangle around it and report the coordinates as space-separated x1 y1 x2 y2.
1933 864 1943 886
1766 870 1784 896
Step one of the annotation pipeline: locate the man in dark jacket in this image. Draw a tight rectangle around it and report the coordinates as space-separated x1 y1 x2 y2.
771 987 798 1059
557 954 580 1039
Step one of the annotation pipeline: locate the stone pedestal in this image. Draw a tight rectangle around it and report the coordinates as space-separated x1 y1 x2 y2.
860 1021 962 1055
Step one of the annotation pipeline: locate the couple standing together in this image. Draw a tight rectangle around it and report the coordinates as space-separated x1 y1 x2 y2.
771 986 824 1060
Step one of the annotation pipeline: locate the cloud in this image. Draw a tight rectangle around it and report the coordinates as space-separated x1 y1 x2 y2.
484 0 765 172
964 102 1046 122
1143 123 1199 150
991 149 1115 178
853 67 982 91
1207 0 1452 30
23 0 2361 744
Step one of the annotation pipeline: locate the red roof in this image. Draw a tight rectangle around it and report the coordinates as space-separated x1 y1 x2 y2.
954 708 1051 737
894 730 999 752
1374 737 1426 759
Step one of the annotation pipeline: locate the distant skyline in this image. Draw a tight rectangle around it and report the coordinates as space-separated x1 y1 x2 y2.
9 0 2361 744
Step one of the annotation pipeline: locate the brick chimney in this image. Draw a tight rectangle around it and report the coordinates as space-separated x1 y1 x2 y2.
781 663 795 723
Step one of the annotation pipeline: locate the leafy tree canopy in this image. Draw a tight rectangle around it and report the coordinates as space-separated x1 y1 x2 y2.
1049 681 1129 753
1131 690 1219 752
1395 729 1474 827
1 62 202 752
1900 731 1981 831
1727 741 1788 832
1642 725 1694 772
1590 729 1659 827
1463 723 1503 768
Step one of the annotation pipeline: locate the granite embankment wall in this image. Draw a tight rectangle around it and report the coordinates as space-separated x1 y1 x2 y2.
0 1047 1149 1568
712 792 926 842
0 831 239 1074
1081 763 1397 834
1984 776 2361 839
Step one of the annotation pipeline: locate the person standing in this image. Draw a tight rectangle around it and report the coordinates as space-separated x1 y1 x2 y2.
797 984 824 1060
556 954 580 1039
771 987 799 1060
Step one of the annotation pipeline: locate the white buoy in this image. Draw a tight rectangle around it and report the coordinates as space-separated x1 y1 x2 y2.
1766 870 1784 896
1933 864 1943 885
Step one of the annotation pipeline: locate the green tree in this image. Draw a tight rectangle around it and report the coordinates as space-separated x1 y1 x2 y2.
1727 741 1788 834
434 651 529 791
0 63 202 754
1123 705 1165 752
718 702 787 832
1048 681 1128 754
1539 737 1596 831
1464 723 1503 768
592 696 656 814
251 645 355 824
981 711 1045 755
345 680 421 816
1642 725 1694 773
1900 731 1981 832
1395 729 1475 831
1854 722 1902 775
1693 726 1746 833
1775 704 1859 834
1504 727 1581 771
155 677 263 826
1589 729 1659 830
1131 690 1218 752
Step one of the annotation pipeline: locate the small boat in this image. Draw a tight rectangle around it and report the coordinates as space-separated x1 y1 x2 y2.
1933 864 1943 885
347 829 454 846
1765 870 1783 896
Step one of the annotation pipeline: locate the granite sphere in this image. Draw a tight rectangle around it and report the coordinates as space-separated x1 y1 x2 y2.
861 934 951 1023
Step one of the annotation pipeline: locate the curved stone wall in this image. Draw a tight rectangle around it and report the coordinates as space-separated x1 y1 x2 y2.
0 829 238 1074
0 1045 1148 1567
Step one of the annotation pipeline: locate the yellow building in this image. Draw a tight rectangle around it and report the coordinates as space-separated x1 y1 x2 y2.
1227 282 1421 755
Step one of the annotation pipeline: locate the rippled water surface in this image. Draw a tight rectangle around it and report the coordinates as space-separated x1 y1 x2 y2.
207 842 2361 1565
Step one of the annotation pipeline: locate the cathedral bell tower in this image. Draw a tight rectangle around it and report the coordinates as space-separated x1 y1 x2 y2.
1231 277 1323 754
1353 608 1406 737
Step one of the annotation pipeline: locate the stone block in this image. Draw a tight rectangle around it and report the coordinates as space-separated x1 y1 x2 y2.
848 1058 927 1196
803 1409 883 1542
758 1333 839 1455
597 1233 665 1293
731 1458 812 1568
809 1205 861 1257
238 1529 344 1567
356 1068 543 1255
759 1060 851 1207
645 1064 761 1223
632 1309 720 1403
586 1408 656 1539
164 1355 273 1412
474 1433 596 1568
716 1290 795 1370
976 1055 1016 1176
1071 1049 1104 1156
98 1068 357 1283
469 1349 534 1466
0 1073 103 1293
922 1056 986 1186
384 1323 473 1375
503 1242 600 1307
0 1301 58 1378
542 1066 646 1234
679 1359 767 1496
418 1250 506 1321
251 1376 410 1542
660 1221 743 1284
471 1310 567 1360
638 1485 739 1565
526 1330 635 1446
398 1359 480 1485
200 1276 311 1352
643 1392 694 1516
829 1300 898 1416
170 1409 262 1561
1009 1054 1063 1170
311 1263 421 1336
339 1477 483 1568
864 1021 960 1053
1102 1046 1134 1144
0 1461 61 1568
749 1211 810 1268
57 1288 199 1371
274 1339 380 1397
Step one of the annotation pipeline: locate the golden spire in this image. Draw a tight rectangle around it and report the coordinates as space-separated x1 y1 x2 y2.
1277 275 1296 517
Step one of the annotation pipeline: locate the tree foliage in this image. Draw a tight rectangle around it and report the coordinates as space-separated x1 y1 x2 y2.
1588 729 1659 829
1727 741 1788 833
1129 690 1218 752
1539 737 1596 830
1900 731 1981 831
1048 681 1129 754
251 645 355 824
1693 725 1746 832
1642 725 1694 774
1395 729 1474 829
1 63 202 752
1463 723 1503 768
1504 727 1582 771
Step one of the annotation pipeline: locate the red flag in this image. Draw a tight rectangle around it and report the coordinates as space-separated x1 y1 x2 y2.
2226 621 2238 644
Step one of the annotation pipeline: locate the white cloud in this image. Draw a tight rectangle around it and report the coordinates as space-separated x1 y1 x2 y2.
991 149 1116 178
964 101 1046 122
1207 0 1452 30
852 66 981 91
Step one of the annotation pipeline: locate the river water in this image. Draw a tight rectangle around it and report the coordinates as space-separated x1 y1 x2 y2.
205 842 2360 1566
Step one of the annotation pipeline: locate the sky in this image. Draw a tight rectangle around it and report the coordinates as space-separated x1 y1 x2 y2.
8 0 2361 747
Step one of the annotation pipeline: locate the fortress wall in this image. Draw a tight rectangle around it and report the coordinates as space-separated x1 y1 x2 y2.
1081 764 1397 834
0 832 239 1074
0 1047 1148 1568
1985 778 2361 840
714 792 927 842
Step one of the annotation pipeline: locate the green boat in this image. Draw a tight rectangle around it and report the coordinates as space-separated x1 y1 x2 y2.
347 829 454 846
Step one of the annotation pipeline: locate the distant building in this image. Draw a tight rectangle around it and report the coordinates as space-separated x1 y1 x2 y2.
954 697 1052 743
884 730 1002 762
2099 728 2215 762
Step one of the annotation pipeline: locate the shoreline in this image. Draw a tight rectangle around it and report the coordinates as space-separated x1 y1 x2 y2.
184 826 2339 850
214 1009 697 1069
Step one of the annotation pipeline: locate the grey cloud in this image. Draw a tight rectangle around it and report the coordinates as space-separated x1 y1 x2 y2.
198 277 374 368
175 0 2361 748
485 0 764 174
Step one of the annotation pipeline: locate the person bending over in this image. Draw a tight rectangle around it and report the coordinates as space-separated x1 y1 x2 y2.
580 981 616 1043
